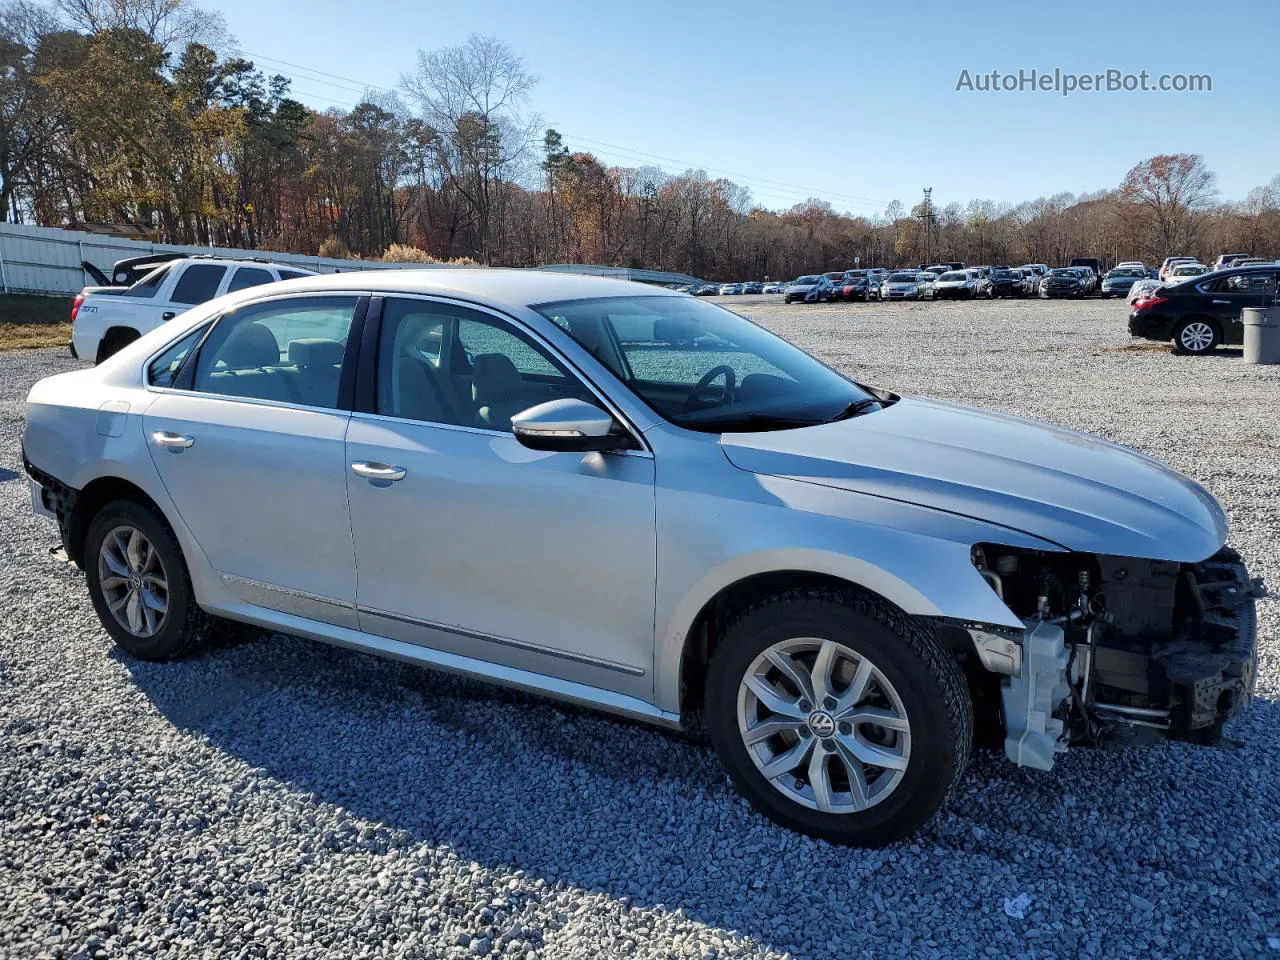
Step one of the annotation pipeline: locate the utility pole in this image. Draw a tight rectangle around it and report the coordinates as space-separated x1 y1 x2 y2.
922 187 934 265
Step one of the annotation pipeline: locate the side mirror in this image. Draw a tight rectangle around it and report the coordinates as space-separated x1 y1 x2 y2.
510 398 637 453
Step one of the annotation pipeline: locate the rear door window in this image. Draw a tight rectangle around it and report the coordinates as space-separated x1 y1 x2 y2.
227 267 275 293
171 265 229 305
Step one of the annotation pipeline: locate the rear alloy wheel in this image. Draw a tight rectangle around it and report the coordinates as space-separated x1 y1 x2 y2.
705 588 972 846
85 499 212 660
1174 318 1219 355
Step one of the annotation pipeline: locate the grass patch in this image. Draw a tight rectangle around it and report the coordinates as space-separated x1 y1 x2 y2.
0 321 73 351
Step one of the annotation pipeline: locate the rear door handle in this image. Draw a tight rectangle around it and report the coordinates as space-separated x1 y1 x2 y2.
152 431 194 450
1211 300 1231 305
351 462 407 482
161 312 176 321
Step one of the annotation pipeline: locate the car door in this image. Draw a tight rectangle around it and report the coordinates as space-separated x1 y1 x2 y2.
142 293 366 628
343 296 657 701
1202 271 1274 343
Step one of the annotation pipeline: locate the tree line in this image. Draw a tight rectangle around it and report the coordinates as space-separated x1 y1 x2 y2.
1 0 1277 279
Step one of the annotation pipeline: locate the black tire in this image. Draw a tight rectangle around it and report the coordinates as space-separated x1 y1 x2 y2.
704 586 972 847
84 498 213 660
95 328 139 364
1172 317 1221 355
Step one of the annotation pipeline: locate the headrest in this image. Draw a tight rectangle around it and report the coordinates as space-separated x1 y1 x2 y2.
471 353 521 402
219 321 280 369
289 338 345 368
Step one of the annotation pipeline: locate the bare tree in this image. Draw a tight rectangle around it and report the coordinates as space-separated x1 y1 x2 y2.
1119 154 1217 255
401 34 538 263
53 0 227 52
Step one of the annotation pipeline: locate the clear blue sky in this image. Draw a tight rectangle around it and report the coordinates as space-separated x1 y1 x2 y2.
208 0 1279 216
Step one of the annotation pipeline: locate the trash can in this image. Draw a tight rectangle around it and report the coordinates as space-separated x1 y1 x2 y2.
1243 306 1280 365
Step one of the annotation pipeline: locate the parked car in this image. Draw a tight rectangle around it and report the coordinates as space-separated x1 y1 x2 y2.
741 281 765 295
988 268 1024 298
1211 253 1253 271
1158 257 1198 282
916 271 939 298
1127 278 1165 304
881 271 926 300
761 281 784 294
23 268 1257 847
1069 257 1103 280
832 272 873 302
784 276 831 304
690 283 718 296
1100 266 1148 298
866 268 890 297
932 271 978 299
71 257 316 364
1114 261 1146 272
968 269 992 298
1166 263 1209 284
1042 268 1086 298
719 283 743 296
1129 264 1279 354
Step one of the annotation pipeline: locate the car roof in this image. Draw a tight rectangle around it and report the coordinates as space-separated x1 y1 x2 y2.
264 267 673 310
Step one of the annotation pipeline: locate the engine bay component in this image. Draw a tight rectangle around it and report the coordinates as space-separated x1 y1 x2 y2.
1001 619 1071 770
968 543 1259 769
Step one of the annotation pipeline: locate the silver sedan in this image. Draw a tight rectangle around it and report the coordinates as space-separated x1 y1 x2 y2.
23 270 1257 846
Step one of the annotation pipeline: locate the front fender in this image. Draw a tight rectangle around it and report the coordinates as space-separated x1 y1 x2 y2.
651 470 1062 715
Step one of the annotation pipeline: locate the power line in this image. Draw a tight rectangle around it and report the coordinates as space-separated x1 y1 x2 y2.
233 51 897 214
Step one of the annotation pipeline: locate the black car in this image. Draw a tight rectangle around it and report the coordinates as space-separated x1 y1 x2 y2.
989 268 1024 298
1042 268 1085 298
1128 264 1279 354
740 281 764 294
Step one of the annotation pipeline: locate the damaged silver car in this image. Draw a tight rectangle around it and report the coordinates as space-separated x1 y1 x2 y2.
23 270 1260 846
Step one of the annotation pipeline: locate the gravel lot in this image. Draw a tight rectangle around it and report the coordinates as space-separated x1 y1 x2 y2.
2 296 1277 959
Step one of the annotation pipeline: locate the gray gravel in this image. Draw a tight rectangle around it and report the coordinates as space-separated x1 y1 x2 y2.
2 296 1278 960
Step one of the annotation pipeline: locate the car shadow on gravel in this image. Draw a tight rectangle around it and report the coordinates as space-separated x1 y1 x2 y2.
114 628 1280 957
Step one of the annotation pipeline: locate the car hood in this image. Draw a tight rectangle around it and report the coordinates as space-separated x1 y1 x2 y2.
720 397 1227 562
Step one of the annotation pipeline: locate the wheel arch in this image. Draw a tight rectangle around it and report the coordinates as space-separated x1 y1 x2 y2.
661 550 944 718
65 475 166 566
96 326 141 362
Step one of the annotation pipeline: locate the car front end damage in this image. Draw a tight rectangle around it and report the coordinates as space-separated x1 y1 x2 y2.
946 544 1261 770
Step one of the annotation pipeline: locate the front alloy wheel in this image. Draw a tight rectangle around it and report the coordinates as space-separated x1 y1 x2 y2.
1175 318 1219 354
705 588 972 846
737 638 910 813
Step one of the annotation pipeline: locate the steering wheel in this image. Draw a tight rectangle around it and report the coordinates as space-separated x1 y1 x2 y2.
682 365 737 414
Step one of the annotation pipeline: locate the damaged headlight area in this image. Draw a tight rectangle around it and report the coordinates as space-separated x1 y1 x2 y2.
947 544 1261 771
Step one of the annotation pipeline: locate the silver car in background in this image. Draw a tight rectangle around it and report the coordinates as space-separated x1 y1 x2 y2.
1100 265 1148 299
881 270 927 300
23 270 1257 847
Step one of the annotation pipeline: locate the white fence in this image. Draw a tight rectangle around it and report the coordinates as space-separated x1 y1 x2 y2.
0 222 426 297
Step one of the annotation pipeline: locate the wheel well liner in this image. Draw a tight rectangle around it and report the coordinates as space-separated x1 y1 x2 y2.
679 570 897 715
65 476 162 566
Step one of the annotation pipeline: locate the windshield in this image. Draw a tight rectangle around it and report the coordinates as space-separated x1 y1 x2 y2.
993 270 1017 279
938 272 967 281
1110 267 1144 277
1049 269 1075 277
888 272 917 282
793 276 819 284
1172 265 1206 275
844 270 868 278
534 295 877 433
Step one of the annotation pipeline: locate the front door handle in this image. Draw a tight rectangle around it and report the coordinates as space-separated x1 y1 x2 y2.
351 462 407 482
161 312 176 321
152 431 194 450
1212 300 1231 305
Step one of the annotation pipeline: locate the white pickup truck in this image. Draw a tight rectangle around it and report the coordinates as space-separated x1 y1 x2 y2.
71 256 315 363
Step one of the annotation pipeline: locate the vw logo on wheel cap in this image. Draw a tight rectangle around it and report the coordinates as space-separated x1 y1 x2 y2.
807 711 836 738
